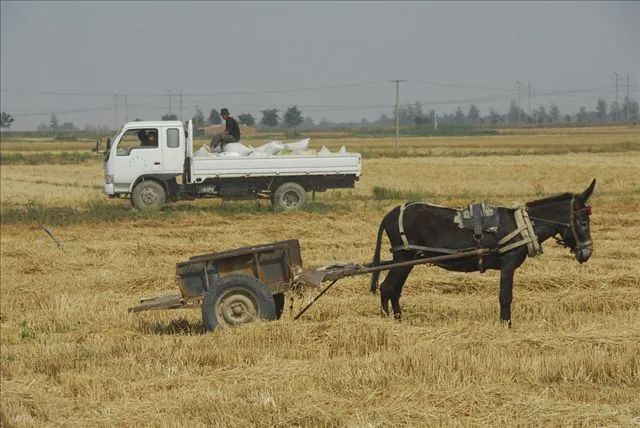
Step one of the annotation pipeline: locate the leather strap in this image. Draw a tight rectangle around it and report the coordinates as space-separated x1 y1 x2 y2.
390 203 542 259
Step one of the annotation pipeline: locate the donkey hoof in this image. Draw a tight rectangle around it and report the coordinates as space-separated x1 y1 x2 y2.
501 319 512 328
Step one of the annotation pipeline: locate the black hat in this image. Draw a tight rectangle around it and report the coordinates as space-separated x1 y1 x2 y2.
220 108 230 116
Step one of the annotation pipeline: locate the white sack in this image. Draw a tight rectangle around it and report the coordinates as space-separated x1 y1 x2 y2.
253 141 285 155
223 142 253 155
285 138 310 152
194 146 210 157
318 146 331 156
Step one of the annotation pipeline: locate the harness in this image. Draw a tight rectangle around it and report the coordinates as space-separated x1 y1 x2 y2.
391 198 592 267
393 202 541 256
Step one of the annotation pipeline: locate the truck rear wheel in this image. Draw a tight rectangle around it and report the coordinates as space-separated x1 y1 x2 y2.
131 180 166 211
272 182 307 211
201 275 277 331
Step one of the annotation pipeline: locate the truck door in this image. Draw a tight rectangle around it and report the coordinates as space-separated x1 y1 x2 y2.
112 128 163 184
162 126 185 174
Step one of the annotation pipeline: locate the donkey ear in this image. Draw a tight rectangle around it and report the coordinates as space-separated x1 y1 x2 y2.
579 179 596 202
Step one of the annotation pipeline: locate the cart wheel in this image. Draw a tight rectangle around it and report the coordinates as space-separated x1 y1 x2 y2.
273 293 285 319
201 275 276 331
272 182 307 211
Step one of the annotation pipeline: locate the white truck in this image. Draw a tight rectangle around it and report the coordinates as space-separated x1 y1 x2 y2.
102 120 361 210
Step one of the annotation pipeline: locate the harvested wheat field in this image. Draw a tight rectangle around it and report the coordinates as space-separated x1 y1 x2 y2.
1 127 639 426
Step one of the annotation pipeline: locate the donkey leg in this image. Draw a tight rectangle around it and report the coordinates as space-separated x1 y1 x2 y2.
499 267 515 327
381 266 413 321
380 280 392 317
380 291 390 317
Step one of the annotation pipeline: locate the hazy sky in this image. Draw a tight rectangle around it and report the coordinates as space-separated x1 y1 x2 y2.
1 1 639 130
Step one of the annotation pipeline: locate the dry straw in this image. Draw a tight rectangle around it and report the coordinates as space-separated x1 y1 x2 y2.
1 127 639 426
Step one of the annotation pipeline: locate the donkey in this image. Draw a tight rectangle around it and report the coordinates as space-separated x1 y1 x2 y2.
369 180 596 325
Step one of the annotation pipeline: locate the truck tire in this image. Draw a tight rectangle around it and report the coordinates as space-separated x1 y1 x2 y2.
272 182 307 211
131 180 166 211
201 275 277 331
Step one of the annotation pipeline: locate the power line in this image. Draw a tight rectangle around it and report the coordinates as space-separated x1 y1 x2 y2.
410 80 512 92
10 104 115 117
0 81 382 98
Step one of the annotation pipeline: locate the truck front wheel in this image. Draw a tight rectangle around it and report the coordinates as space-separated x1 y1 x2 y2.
272 182 307 211
131 180 166 211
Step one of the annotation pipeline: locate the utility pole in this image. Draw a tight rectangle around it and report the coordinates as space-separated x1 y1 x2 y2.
391 80 406 151
113 94 118 130
516 81 522 124
626 74 631 122
124 94 129 122
167 90 172 114
614 72 619 105
179 90 183 121
527 81 532 118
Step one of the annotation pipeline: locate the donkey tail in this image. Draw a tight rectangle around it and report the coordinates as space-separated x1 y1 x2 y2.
369 219 386 294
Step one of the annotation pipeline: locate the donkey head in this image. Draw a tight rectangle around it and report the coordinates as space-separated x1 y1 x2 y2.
564 179 596 263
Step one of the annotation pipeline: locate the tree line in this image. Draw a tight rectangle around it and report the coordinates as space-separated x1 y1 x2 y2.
0 96 638 131
188 106 305 129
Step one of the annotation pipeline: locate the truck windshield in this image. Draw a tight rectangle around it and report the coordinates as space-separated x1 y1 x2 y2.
117 128 159 156
104 130 121 162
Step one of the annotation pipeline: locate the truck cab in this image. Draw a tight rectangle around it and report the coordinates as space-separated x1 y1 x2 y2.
103 120 188 197
104 120 360 211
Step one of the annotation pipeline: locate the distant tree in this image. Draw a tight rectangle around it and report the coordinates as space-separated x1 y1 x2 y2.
208 108 222 125
622 96 639 122
533 105 547 124
564 114 572 123
375 113 393 126
488 109 501 125
59 121 76 131
49 113 59 130
260 109 280 127
399 102 426 125
609 101 621 122
300 116 315 128
37 122 49 131
238 113 256 127
284 106 304 128
577 106 588 123
549 104 560 122
414 114 430 125
595 99 607 122
468 104 480 122
454 106 465 124
629 99 639 122
507 101 523 123
192 106 205 127
317 117 334 129
0 112 14 129
161 113 178 121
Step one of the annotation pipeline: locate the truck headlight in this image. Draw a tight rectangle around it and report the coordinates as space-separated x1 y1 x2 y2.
105 175 114 184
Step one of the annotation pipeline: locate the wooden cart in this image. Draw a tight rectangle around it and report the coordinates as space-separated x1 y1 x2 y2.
130 239 487 331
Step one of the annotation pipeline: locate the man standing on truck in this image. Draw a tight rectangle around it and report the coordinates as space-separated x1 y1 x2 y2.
210 108 241 151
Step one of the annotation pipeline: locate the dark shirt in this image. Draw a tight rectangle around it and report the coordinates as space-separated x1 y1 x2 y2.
225 117 241 140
